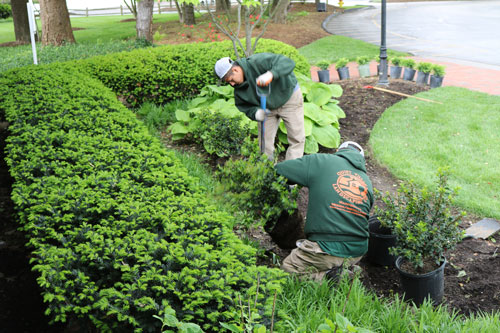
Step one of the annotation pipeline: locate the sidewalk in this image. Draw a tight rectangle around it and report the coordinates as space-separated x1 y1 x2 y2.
311 58 500 96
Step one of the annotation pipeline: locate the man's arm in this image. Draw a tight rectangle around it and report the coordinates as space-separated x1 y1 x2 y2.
253 53 296 81
275 155 311 186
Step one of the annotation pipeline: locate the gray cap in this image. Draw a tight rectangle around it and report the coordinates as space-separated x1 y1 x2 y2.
214 57 233 80
338 141 364 156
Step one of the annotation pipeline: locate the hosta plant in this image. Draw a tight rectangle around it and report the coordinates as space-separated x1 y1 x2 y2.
374 169 465 273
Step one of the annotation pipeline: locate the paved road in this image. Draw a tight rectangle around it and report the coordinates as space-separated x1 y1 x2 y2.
324 0 500 68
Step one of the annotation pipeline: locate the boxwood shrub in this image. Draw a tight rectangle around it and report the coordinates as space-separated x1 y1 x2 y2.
74 39 310 107
0 65 287 332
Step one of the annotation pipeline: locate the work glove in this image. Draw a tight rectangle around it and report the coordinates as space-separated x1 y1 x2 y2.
255 108 267 121
256 71 273 87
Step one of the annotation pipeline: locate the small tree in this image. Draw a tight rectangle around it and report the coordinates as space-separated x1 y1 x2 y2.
123 0 138 18
176 0 287 58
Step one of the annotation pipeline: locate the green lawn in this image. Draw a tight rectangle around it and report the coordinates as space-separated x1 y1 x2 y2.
370 86 500 220
298 34 408 65
0 14 179 44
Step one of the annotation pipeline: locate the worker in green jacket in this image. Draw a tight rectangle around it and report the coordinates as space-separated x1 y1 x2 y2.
275 141 374 281
214 53 305 160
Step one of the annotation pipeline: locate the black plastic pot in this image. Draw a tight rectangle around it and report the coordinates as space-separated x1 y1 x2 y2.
317 70 330 83
429 75 444 88
416 71 430 85
402 68 416 81
395 257 446 306
390 66 402 79
316 2 326 12
367 216 397 266
337 67 350 80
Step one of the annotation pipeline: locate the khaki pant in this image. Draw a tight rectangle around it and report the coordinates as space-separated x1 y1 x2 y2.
264 88 305 160
281 239 363 282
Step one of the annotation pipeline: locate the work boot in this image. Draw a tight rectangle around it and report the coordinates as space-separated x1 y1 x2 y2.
325 265 343 283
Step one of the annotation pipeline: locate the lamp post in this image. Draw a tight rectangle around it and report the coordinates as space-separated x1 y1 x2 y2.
378 0 388 85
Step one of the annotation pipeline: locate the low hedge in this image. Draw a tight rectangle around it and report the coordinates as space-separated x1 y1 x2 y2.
0 65 287 331
75 39 310 107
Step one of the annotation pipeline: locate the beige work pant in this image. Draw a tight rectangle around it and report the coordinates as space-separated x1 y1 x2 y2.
281 239 363 282
263 88 305 160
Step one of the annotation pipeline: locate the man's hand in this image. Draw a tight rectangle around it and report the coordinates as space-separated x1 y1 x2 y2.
255 108 267 121
256 71 273 87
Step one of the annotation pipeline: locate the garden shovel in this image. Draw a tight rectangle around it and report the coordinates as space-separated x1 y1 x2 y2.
256 84 271 154
463 218 500 240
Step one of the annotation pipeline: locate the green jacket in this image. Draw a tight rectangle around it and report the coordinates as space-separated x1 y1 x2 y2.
275 150 374 256
234 53 298 120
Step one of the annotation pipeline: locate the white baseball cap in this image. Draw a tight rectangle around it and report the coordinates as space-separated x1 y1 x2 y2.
214 57 234 80
338 141 364 156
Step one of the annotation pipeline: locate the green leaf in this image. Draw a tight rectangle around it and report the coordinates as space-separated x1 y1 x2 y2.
278 130 288 144
188 96 209 108
304 135 319 154
220 322 243 332
304 103 338 127
312 124 340 148
175 109 191 122
304 117 313 137
169 122 188 135
327 84 343 98
322 102 346 119
306 83 334 106
207 85 234 99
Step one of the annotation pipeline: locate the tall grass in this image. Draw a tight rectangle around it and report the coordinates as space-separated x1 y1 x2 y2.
370 86 500 220
277 275 500 332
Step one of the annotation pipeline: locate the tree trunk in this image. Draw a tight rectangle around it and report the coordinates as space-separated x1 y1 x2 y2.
39 0 75 46
136 0 154 41
183 3 195 26
11 0 31 43
215 0 230 12
272 0 289 24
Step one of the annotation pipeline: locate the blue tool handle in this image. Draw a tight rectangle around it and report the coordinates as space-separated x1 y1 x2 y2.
260 96 266 110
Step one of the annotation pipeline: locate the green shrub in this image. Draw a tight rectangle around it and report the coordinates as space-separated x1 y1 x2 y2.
192 109 252 157
335 58 349 69
0 64 287 331
216 137 299 231
75 39 310 107
316 60 331 70
355 56 371 65
432 64 446 77
390 57 403 66
401 58 416 69
0 4 11 19
416 62 433 73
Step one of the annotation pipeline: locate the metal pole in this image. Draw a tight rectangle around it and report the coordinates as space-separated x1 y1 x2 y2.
378 0 389 86
27 0 37 65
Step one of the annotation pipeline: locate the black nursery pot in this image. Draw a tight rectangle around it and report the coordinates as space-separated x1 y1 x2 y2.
317 70 330 83
390 66 402 79
337 67 350 80
367 216 397 266
395 257 446 306
403 68 416 81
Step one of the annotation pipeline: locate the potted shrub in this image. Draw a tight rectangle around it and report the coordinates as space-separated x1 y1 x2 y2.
389 57 403 79
356 56 371 78
401 58 417 81
316 60 331 83
416 62 433 85
335 58 350 80
366 214 397 266
374 169 465 306
430 64 445 88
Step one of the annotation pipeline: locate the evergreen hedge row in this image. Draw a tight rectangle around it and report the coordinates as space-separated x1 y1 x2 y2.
0 64 287 332
73 39 310 107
